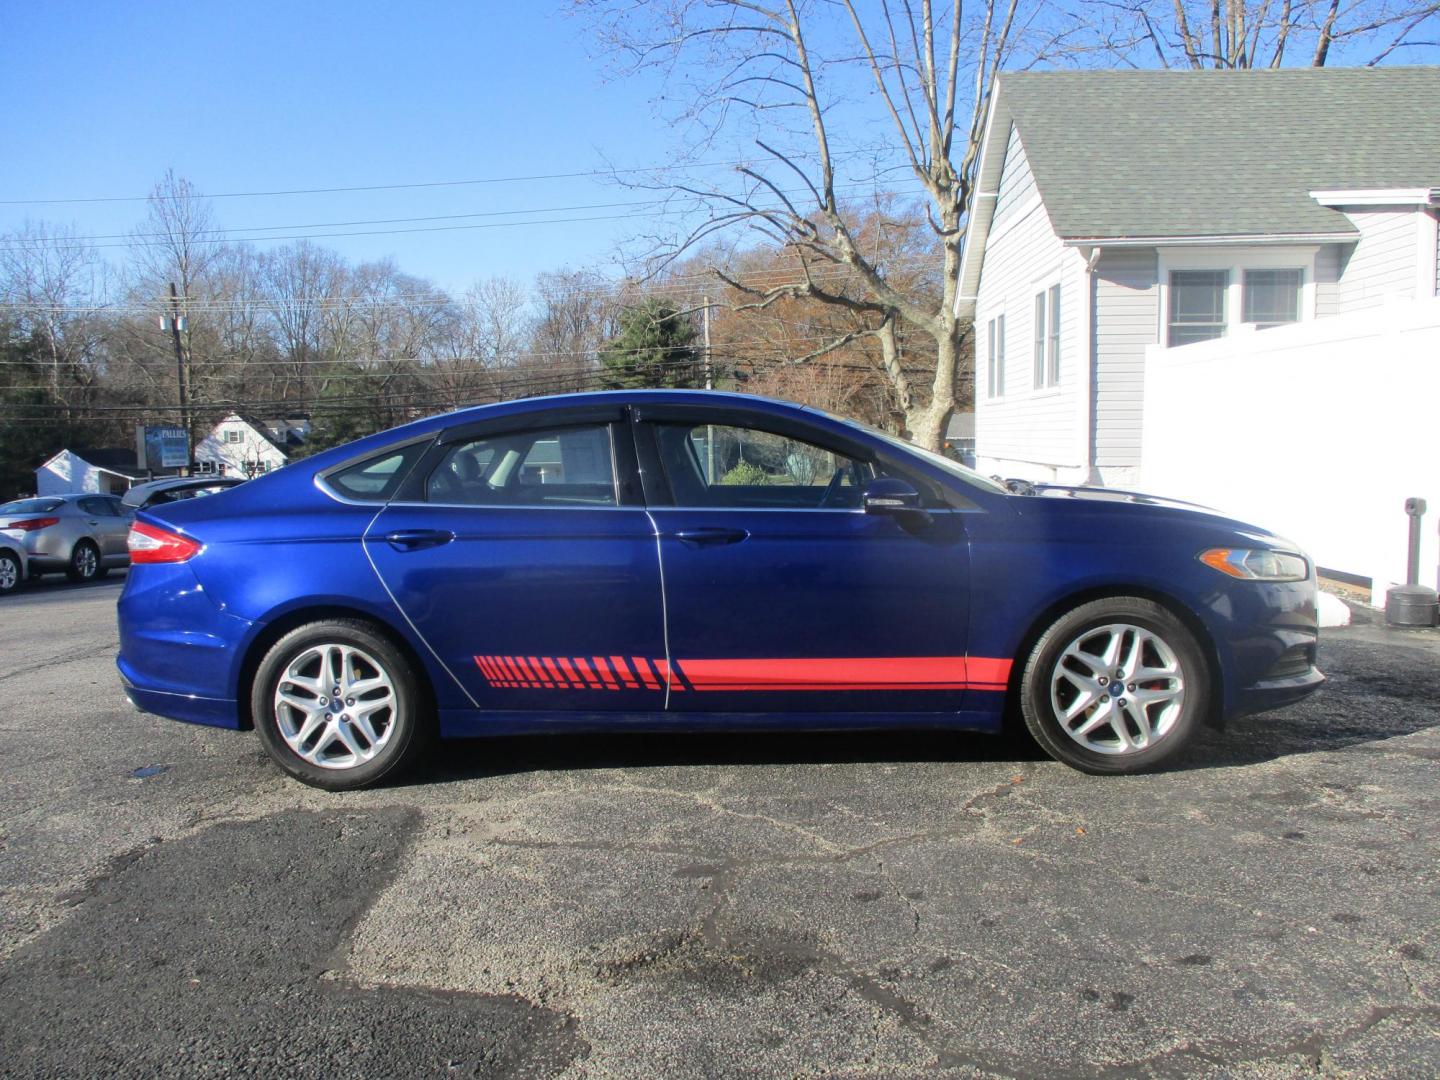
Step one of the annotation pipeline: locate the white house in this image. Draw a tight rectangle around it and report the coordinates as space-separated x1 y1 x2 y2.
35 448 147 496
958 67 1440 489
193 414 297 477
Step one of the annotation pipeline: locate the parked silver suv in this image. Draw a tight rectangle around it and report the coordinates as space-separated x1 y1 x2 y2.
0 494 133 582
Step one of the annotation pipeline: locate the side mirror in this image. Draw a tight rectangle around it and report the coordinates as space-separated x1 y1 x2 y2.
863 477 924 516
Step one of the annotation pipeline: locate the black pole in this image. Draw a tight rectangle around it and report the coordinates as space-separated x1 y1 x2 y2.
167 283 192 473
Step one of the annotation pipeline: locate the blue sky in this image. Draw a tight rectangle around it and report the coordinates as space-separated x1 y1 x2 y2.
0 2 698 292
4 2 1436 298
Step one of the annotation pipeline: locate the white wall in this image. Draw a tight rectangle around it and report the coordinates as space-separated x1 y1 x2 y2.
974 130 1087 483
1141 297 1440 603
1337 208 1423 313
194 415 287 477
34 450 129 495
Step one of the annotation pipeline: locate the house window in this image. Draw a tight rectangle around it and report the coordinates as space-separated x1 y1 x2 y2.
1167 270 1228 346
987 314 1006 398
223 429 242 444
1242 269 1302 328
1033 285 1061 388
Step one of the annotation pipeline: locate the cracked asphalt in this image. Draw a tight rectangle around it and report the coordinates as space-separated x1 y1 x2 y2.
1 577 1438 1078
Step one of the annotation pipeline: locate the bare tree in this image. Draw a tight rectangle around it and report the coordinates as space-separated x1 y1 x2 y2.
579 0 1040 448
0 222 108 402
1087 0 1440 68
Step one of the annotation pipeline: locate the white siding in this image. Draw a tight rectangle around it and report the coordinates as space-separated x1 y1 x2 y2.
1433 209 1440 296
973 180 1086 479
990 126 1036 231
1092 249 1158 469
1314 243 1342 319
1337 208 1421 312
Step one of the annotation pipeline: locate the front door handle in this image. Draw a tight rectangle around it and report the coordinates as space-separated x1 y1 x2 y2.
673 527 749 546
384 529 455 551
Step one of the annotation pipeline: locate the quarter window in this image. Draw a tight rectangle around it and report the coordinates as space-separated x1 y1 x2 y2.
325 442 429 503
1167 270 1228 346
650 422 871 510
1242 269 1302 328
426 424 616 507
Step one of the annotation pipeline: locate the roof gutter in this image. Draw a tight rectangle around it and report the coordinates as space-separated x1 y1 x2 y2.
1310 188 1440 208
1061 232 1358 248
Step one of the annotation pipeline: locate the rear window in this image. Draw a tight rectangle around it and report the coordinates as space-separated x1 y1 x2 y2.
1 498 63 515
323 442 429 503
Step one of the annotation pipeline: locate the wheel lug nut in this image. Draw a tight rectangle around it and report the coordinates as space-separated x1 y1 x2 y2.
1117 698 1127 708
318 698 328 706
1115 670 1124 679
1127 683 1136 693
1100 695 1109 704
1098 676 1108 686
346 698 355 706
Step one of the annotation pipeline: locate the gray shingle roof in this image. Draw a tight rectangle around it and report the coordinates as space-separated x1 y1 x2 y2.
996 67 1440 240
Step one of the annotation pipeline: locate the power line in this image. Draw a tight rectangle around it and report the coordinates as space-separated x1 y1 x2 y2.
0 256 937 316
0 150 896 207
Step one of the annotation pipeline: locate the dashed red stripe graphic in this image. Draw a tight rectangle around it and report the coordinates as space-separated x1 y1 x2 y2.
473 655 1012 693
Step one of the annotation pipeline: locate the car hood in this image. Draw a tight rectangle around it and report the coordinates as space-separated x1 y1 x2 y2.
1020 485 1298 550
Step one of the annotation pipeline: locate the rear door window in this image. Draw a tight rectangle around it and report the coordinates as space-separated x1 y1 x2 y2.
426 424 616 507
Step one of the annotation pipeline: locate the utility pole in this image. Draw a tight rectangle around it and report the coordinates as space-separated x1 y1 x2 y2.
702 294 715 484
167 283 193 473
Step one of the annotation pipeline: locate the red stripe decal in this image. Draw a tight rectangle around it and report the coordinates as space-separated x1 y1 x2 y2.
593 657 620 690
633 657 661 690
541 657 566 686
526 657 553 688
574 657 603 689
675 657 1013 692
499 656 526 686
611 656 640 689
654 658 684 690
556 657 585 689
474 656 500 684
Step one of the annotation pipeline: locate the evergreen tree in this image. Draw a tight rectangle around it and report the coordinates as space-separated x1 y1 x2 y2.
598 299 700 390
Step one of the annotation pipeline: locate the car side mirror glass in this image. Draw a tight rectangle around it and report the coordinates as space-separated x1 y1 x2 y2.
863 477 923 516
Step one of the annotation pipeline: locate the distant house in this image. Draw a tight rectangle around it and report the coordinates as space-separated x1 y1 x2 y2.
956 67 1440 486
943 411 975 468
35 448 148 496
194 413 308 477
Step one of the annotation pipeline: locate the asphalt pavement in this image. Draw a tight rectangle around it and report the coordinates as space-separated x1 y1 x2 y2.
0 577 1437 1078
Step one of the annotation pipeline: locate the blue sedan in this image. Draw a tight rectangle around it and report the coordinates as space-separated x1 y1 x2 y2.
116 391 1323 789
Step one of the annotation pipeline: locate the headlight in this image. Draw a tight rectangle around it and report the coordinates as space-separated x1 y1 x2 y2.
1199 547 1308 582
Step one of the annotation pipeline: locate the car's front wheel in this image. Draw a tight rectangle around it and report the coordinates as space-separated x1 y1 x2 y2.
252 619 432 790
1019 597 1211 774
0 551 21 595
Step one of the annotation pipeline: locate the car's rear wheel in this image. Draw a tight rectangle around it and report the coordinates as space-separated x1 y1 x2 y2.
1019 597 1210 774
252 619 432 790
67 540 101 583
0 551 20 595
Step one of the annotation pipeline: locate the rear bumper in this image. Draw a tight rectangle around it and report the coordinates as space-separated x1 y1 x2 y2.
119 663 241 728
116 562 252 729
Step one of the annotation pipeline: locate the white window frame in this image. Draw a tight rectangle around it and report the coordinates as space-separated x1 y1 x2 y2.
1031 274 1062 390
986 311 1006 398
223 428 243 445
1157 246 1319 347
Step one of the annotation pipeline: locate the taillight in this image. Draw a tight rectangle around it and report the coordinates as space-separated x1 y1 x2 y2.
127 521 202 564
6 517 59 531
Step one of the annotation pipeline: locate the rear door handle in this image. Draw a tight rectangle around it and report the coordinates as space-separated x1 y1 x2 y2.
384 529 455 551
673 527 749 546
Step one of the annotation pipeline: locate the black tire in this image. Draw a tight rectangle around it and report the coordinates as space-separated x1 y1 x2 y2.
1018 596 1211 775
0 551 21 595
67 540 101 583
251 619 432 791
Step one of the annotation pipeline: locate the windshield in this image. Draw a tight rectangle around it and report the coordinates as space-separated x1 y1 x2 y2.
1 498 65 515
829 415 1007 495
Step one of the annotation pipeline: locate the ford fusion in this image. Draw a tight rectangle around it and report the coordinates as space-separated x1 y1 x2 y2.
116 391 1323 789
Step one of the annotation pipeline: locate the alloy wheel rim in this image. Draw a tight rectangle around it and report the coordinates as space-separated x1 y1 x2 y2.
1049 622 1185 755
273 643 398 770
76 546 97 577
0 556 15 590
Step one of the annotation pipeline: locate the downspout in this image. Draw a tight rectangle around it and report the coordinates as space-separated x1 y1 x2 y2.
1078 246 1102 485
